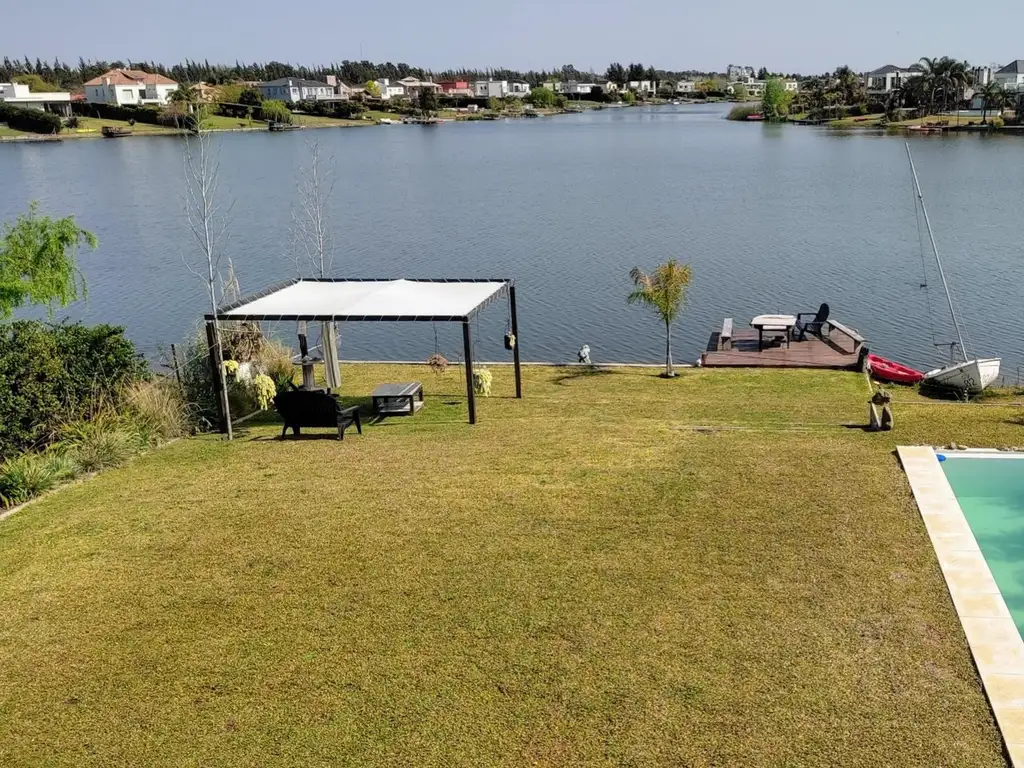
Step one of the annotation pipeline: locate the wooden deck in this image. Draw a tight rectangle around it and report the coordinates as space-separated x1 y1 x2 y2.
702 328 863 370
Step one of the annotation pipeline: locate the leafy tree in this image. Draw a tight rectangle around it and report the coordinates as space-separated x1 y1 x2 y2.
732 82 748 100
627 63 646 82
419 87 439 116
364 80 381 98
696 79 716 94
260 99 291 124
761 78 793 121
0 203 97 320
627 260 692 378
756 67 769 81
169 84 198 105
238 86 262 106
487 96 502 112
217 83 244 104
832 65 864 105
553 93 567 108
605 63 626 86
526 86 555 107
621 89 636 105
12 73 59 92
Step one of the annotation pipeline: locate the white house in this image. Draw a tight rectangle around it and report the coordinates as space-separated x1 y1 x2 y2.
83 69 179 106
626 80 656 96
396 77 441 100
0 82 71 115
995 60 1024 90
474 80 509 98
783 80 799 92
865 64 923 95
259 78 335 103
508 80 531 96
373 79 406 100
675 80 695 94
726 64 755 81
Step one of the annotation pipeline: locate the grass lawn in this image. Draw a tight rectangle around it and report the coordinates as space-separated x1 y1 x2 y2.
0 365 1019 766
0 125 27 137
65 116 181 138
362 109 405 122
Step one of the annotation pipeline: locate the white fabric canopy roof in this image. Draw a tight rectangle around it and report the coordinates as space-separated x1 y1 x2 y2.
218 279 509 321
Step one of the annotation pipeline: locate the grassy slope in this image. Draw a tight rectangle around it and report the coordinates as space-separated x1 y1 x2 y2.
0 365 1017 767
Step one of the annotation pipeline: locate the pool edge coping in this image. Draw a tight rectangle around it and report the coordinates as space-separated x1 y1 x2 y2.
898 445 1024 767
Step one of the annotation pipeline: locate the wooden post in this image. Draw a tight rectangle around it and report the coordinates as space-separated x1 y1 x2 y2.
170 343 184 396
509 284 522 399
205 320 228 434
462 320 476 425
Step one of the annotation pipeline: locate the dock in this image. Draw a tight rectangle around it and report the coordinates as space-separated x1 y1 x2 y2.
701 319 866 370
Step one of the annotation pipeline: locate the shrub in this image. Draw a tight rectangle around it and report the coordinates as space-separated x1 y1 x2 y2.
0 322 64 457
60 414 142 473
0 451 78 507
50 322 149 416
727 104 761 121
255 338 295 391
64 115 80 129
178 331 219 430
991 116 1005 128
70 102 163 126
0 103 62 134
124 379 193 443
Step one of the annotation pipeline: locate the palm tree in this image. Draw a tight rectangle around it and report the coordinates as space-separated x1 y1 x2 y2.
978 81 1007 123
627 260 692 378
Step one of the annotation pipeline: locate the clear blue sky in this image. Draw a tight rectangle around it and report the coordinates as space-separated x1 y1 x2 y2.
2 0 1020 74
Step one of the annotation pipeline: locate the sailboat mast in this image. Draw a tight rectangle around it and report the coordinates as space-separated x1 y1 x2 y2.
905 142 967 358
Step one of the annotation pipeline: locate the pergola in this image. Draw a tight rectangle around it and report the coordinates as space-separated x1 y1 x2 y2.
205 278 521 427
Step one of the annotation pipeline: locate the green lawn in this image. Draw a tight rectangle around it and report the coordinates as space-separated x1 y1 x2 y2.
0 365 1017 766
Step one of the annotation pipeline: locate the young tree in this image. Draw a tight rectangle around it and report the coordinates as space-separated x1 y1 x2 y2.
761 78 792 121
732 82 748 100
621 89 636 105
364 80 381 98
526 86 555 108
978 80 1008 123
605 62 626 86
0 203 97 320
627 259 692 378
182 121 234 438
292 139 341 388
260 99 292 124
419 87 439 117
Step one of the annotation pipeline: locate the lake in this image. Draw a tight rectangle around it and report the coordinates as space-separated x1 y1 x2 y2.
2 103 1023 379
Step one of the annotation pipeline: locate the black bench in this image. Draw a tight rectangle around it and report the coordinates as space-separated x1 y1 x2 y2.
273 390 362 440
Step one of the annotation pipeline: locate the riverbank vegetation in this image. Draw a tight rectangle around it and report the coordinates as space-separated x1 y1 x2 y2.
0 363 1017 765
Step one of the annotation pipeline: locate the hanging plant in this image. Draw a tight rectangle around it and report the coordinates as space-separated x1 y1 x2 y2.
427 353 450 375
504 332 516 350
252 374 277 410
222 359 240 377
472 367 493 396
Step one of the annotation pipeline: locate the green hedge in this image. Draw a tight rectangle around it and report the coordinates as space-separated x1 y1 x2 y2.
70 102 164 125
0 321 148 459
0 103 62 134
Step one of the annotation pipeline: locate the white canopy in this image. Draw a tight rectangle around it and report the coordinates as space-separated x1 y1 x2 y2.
216 278 510 322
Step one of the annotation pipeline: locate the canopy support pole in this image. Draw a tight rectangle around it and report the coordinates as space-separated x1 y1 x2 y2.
205 319 228 434
509 285 522 398
462 320 477 424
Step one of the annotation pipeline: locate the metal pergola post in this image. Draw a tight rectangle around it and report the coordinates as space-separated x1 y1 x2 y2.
462 320 476 425
509 285 522 399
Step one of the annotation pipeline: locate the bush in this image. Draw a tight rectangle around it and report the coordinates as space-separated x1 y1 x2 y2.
70 102 163 125
64 115 80 129
0 103 62 134
60 414 142 473
991 115 1005 128
255 339 295 392
727 104 761 121
0 321 148 459
124 379 193 443
0 451 78 507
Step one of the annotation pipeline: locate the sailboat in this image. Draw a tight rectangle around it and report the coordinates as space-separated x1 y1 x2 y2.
906 143 1000 394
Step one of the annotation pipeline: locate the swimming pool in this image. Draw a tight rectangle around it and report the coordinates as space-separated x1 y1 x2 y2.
941 454 1024 640
899 446 1024 766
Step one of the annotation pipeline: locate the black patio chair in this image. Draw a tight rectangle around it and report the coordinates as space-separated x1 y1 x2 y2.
273 390 362 440
794 303 830 341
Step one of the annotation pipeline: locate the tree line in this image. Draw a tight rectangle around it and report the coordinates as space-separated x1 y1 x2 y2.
0 55 724 90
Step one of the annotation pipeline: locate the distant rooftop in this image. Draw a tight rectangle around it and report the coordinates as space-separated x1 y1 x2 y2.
261 78 330 88
997 60 1024 74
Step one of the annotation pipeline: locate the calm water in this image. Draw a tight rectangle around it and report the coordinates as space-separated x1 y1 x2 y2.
2 103 1023 376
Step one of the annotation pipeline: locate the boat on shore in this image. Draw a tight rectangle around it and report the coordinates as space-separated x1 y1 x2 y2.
101 126 132 138
867 353 924 385
268 122 300 132
905 143 1000 394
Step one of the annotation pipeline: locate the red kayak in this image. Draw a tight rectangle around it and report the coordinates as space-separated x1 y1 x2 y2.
868 353 924 385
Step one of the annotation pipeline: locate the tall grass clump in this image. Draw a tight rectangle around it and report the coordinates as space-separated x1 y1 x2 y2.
255 338 296 391
124 378 193 443
59 413 143 473
0 452 79 507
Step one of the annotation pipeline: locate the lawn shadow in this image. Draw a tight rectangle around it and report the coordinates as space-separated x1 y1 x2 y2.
552 366 618 386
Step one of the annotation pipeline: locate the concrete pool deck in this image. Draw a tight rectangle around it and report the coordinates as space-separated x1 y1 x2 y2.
899 445 1024 767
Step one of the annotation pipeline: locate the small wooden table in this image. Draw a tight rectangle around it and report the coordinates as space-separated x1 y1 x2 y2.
372 382 424 416
750 314 797 350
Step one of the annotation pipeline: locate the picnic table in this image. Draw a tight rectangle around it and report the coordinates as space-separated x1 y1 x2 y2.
372 382 424 416
750 314 797 351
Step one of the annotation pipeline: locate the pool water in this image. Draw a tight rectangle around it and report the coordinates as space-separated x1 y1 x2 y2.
941 456 1024 635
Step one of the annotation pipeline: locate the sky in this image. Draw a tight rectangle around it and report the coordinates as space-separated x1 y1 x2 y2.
3 0 1021 75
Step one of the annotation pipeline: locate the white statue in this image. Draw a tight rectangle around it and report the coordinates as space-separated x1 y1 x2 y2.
578 344 591 364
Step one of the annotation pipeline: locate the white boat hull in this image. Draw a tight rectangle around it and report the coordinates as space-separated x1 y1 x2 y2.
923 358 1001 394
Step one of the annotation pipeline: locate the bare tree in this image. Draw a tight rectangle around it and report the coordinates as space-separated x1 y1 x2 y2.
182 109 235 438
292 138 341 388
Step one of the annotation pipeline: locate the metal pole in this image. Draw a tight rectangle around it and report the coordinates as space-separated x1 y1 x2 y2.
205 320 228 434
509 285 522 399
905 143 967 358
462 321 476 424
